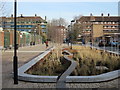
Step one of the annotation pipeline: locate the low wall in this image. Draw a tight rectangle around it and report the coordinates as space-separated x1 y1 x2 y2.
18 46 58 82
18 47 120 83
66 69 120 82
62 50 120 83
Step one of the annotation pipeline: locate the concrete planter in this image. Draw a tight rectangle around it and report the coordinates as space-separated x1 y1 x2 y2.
18 46 120 83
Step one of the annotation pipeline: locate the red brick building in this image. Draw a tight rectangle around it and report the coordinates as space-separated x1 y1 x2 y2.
0 14 47 48
76 13 120 43
0 28 4 48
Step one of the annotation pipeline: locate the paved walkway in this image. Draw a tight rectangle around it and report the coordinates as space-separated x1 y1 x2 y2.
1 43 120 89
2 44 56 88
56 56 77 88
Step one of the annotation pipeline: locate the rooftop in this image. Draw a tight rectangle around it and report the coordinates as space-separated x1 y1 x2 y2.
77 15 120 22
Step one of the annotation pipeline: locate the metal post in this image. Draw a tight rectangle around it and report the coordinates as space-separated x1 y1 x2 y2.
34 30 35 45
71 22 72 49
13 0 18 84
70 20 75 49
67 25 70 46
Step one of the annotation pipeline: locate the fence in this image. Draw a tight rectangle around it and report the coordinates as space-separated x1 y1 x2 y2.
0 30 42 49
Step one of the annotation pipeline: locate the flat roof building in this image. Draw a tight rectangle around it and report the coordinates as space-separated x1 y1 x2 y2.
76 13 120 43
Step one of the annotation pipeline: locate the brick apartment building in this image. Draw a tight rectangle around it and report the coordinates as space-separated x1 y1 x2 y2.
0 28 4 47
0 14 47 48
1 14 47 33
76 13 120 43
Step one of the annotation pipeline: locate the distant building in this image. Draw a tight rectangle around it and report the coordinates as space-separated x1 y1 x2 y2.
0 14 48 48
0 28 4 48
1 14 47 34
76 13 120 43
56 26 67 40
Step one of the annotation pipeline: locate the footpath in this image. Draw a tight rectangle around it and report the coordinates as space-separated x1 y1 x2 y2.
2 44 56 88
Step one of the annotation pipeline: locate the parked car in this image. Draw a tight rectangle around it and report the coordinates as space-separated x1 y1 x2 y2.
98 40 105 47
116 42 120 49
109 41 118 47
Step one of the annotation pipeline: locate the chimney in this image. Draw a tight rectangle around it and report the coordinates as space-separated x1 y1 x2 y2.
21 14 23 17
90 13 93 16
108 13 110 16
90 14 95 21
35 14 37 17
11 14 13 17
45 16 47 20
101 13 103 16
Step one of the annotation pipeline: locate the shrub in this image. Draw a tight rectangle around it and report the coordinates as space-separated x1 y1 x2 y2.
70 46 120 76
80 65 89 76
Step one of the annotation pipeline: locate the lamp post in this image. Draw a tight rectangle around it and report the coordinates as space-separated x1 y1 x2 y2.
67 25 70 46
13 0 18 84
34 28 37 45
70 20 75 49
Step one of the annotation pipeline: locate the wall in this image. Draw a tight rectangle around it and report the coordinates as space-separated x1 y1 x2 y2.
0 31 4 47
92 24 103 38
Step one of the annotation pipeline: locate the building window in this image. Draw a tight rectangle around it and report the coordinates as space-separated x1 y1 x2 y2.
106 26 108 28
112 26 115 28
104 26 106 28
10 22 14 24
104 22 107 24
108 22 111 24
114 30 118 32
88 26 90 28
95 22 98 24
115 26 118 28
108 26 111 28
112 22 115 24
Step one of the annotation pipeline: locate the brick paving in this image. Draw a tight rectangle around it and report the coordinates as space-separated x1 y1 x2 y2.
1 44 120 89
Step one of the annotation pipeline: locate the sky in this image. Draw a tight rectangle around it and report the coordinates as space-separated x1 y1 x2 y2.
5 1 119 23
5 0 120 2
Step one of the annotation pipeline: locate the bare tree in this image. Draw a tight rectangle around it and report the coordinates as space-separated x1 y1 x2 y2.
47 26 63 44
71 15 83 42
0 0 13 30
58 18 68 26
50 18 68 26
73 15 83 21
47 18 67 44
0 0 13 17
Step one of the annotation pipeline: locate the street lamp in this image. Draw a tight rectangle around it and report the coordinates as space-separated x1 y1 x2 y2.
34 28 37 45
67 25 70 46
70 20 75 49
13 0 18 84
